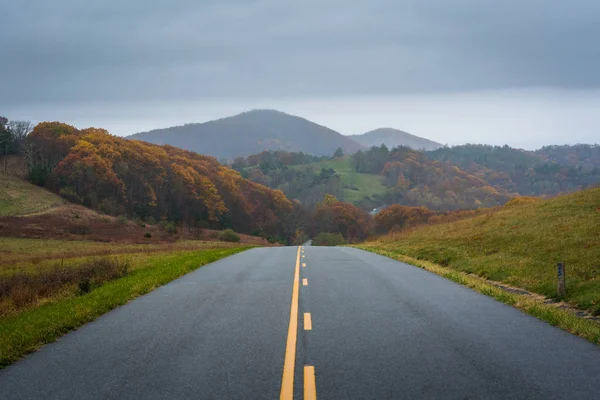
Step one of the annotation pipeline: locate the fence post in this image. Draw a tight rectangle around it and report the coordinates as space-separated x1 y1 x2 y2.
557 262 566 297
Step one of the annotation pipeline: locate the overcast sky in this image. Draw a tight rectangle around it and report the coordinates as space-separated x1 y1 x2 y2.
2 0 599 149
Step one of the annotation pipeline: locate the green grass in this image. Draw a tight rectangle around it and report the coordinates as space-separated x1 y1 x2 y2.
353 248 600 345
290 157 388 203
0 247 248 368
357 188 600 313
0 174 65 216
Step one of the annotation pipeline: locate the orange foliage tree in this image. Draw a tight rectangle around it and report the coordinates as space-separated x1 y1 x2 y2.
373 204 437 234
311 195 372 242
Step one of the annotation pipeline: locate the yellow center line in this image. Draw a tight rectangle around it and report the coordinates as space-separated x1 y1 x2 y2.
280 246 301 400
304 366 317 399
302 263 306 268
304 313 312 330
302 278 308 286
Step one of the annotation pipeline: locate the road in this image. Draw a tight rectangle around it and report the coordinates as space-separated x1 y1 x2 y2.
1 246 600 399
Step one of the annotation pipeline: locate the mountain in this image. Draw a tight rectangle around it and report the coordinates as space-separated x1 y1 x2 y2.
349 128 442 151
128 109 365 160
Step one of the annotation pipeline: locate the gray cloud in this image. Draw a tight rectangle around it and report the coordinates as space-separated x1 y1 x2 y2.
1 0 600 106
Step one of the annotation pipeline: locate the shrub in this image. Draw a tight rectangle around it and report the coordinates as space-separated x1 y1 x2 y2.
145 216 157 225
59 187 82 204
78 279 91 294
27 164 52 186
312 232 346 246
219 229 241 242
117 215 128 225
0 257 130 315
164 222 177 234
144 232 152 238
504 196 542 208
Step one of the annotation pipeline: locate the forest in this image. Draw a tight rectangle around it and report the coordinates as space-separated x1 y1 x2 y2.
428 144 600 196
230 150 347 208
233 143 600 213
16 121 299 241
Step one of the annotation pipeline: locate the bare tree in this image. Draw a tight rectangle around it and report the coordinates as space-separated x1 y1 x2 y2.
7 120 33 141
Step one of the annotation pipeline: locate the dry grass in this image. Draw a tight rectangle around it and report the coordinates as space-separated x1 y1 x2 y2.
0 257 129 316
0 173 65 216
0 238 244 272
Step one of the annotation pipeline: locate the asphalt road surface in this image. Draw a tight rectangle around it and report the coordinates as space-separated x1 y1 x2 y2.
1 246 600 399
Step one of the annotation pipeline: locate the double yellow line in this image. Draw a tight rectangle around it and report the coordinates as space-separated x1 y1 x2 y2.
280 246 316 400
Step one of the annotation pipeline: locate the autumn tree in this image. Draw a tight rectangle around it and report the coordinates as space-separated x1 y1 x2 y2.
311 194 372 242
373 205 437 234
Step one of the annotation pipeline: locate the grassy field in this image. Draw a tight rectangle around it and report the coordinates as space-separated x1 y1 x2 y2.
291 157 388 203
0 244 248 367
0 238 243 274
358 188 600 313
0 173 65 216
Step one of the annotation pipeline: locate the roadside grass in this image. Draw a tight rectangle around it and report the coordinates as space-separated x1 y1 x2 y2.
354 248 600 345
290 157 389 203
0 257 130 316
0 246 247 368
0 174 65 216
0 238 242 272
361 188 600 313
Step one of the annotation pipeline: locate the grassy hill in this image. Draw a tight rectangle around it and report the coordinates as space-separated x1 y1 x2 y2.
0 174 65 216
129 109 365 160
359 188 600 314
289 157 388 204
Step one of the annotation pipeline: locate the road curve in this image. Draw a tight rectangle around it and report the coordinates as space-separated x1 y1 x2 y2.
1 246 600 399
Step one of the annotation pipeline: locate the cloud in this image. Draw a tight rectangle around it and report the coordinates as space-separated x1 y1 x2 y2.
1 0 599 107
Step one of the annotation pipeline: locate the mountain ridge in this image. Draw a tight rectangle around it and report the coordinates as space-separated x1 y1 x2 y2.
128 109 365 160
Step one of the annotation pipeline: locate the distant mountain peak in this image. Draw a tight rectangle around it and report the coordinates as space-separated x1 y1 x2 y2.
349 128 442 151
128 109 365 160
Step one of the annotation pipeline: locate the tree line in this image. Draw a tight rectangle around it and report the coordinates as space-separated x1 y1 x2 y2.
427 144 600 196
351 145 512 211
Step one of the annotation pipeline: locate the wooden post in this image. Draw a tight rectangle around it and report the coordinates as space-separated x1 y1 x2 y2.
557 262 566 297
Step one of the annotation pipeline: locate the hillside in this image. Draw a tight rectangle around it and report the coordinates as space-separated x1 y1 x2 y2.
0 174 65 216
23 122 297 241
349 128 442 151
288 157 389 204
128 109 365 160
232 147 511 211
0 173 270 244
359 188 600 313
